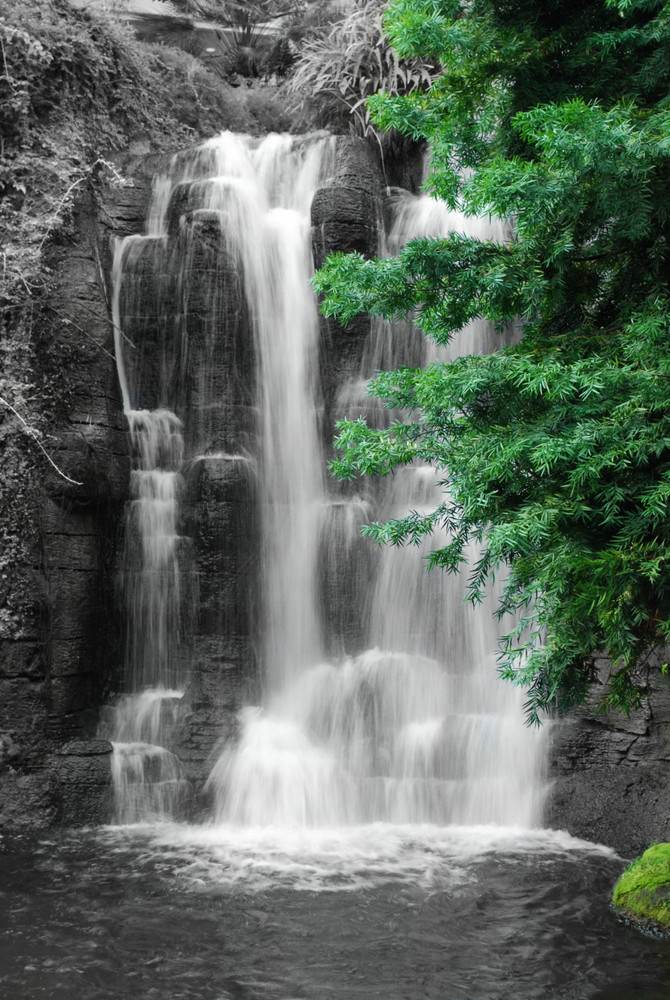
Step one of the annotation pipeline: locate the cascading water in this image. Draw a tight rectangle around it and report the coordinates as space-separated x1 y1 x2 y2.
333 193 540 826
102 245 192 822
99 405 191 822
109 130 545 836
108 133 338 823
204 142 545 830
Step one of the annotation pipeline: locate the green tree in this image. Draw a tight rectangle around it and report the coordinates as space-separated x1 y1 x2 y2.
314 0 670 722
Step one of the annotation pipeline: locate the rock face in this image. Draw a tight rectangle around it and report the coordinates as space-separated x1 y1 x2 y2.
179 454 258 793
311 137 385 658
547 650 670 855
0 175 145 828
312 138 383 447
52 740 114 827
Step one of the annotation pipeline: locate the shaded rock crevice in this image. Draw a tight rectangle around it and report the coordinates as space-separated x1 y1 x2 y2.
547 650 670 855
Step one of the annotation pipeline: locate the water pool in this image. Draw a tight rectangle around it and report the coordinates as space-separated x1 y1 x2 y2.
2 824 668 1000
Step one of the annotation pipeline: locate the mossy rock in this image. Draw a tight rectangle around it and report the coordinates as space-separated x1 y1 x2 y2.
613 843 670 936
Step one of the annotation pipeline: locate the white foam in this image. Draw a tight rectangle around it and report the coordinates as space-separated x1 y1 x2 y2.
97 823 617 894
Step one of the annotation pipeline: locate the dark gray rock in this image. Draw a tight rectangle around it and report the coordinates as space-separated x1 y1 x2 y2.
0 769 59 832
311 140 383 450
0 639 43 680
311 138 383 272
547 652 670 855
1 181 134 816
326 137 383 193
176 212 255 454
174 635 255 785
312 188 381 267
184 455 258 640
52 739 113 826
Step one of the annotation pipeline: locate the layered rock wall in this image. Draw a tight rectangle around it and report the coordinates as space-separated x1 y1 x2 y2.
0 171 148 827
3 132 669 853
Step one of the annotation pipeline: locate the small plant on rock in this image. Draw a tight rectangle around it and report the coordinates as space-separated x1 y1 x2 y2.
286 0 437 133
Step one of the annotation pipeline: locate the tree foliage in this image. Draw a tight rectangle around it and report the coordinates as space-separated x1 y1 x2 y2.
313 0 670 721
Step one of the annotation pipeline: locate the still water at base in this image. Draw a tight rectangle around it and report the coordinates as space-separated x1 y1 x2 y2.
2 825 670 1000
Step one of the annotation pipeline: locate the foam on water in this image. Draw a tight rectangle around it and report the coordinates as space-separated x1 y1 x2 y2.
97 821 618 893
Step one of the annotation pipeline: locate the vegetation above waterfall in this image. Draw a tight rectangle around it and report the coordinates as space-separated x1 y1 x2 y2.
0 0 291 303
286 0 438 133
314 0 670 722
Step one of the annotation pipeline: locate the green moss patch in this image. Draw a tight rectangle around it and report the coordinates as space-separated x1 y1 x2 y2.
613 843 670 934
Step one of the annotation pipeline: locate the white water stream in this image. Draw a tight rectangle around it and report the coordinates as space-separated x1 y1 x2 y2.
109 131 546 843
104 245 191 822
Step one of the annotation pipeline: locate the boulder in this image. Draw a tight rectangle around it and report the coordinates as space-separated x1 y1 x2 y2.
51 739 113 826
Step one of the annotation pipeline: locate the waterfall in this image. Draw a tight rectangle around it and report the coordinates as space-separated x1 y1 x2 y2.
103 241 193 823
109 131 545 830
99 403 191 822
321 191 541 826
205 143 544 829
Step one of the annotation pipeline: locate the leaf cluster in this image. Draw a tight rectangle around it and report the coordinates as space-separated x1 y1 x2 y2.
315 0 670 720
287 0 438 133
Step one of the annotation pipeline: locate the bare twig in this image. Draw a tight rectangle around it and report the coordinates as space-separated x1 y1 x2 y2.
0 33 10 81
36 175 88 253
66 298 136 350
0 395 83 486
44 306 117 361
36 157 133 254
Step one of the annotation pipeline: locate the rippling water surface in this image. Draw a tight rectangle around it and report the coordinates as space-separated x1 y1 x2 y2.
2 825 670 1000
